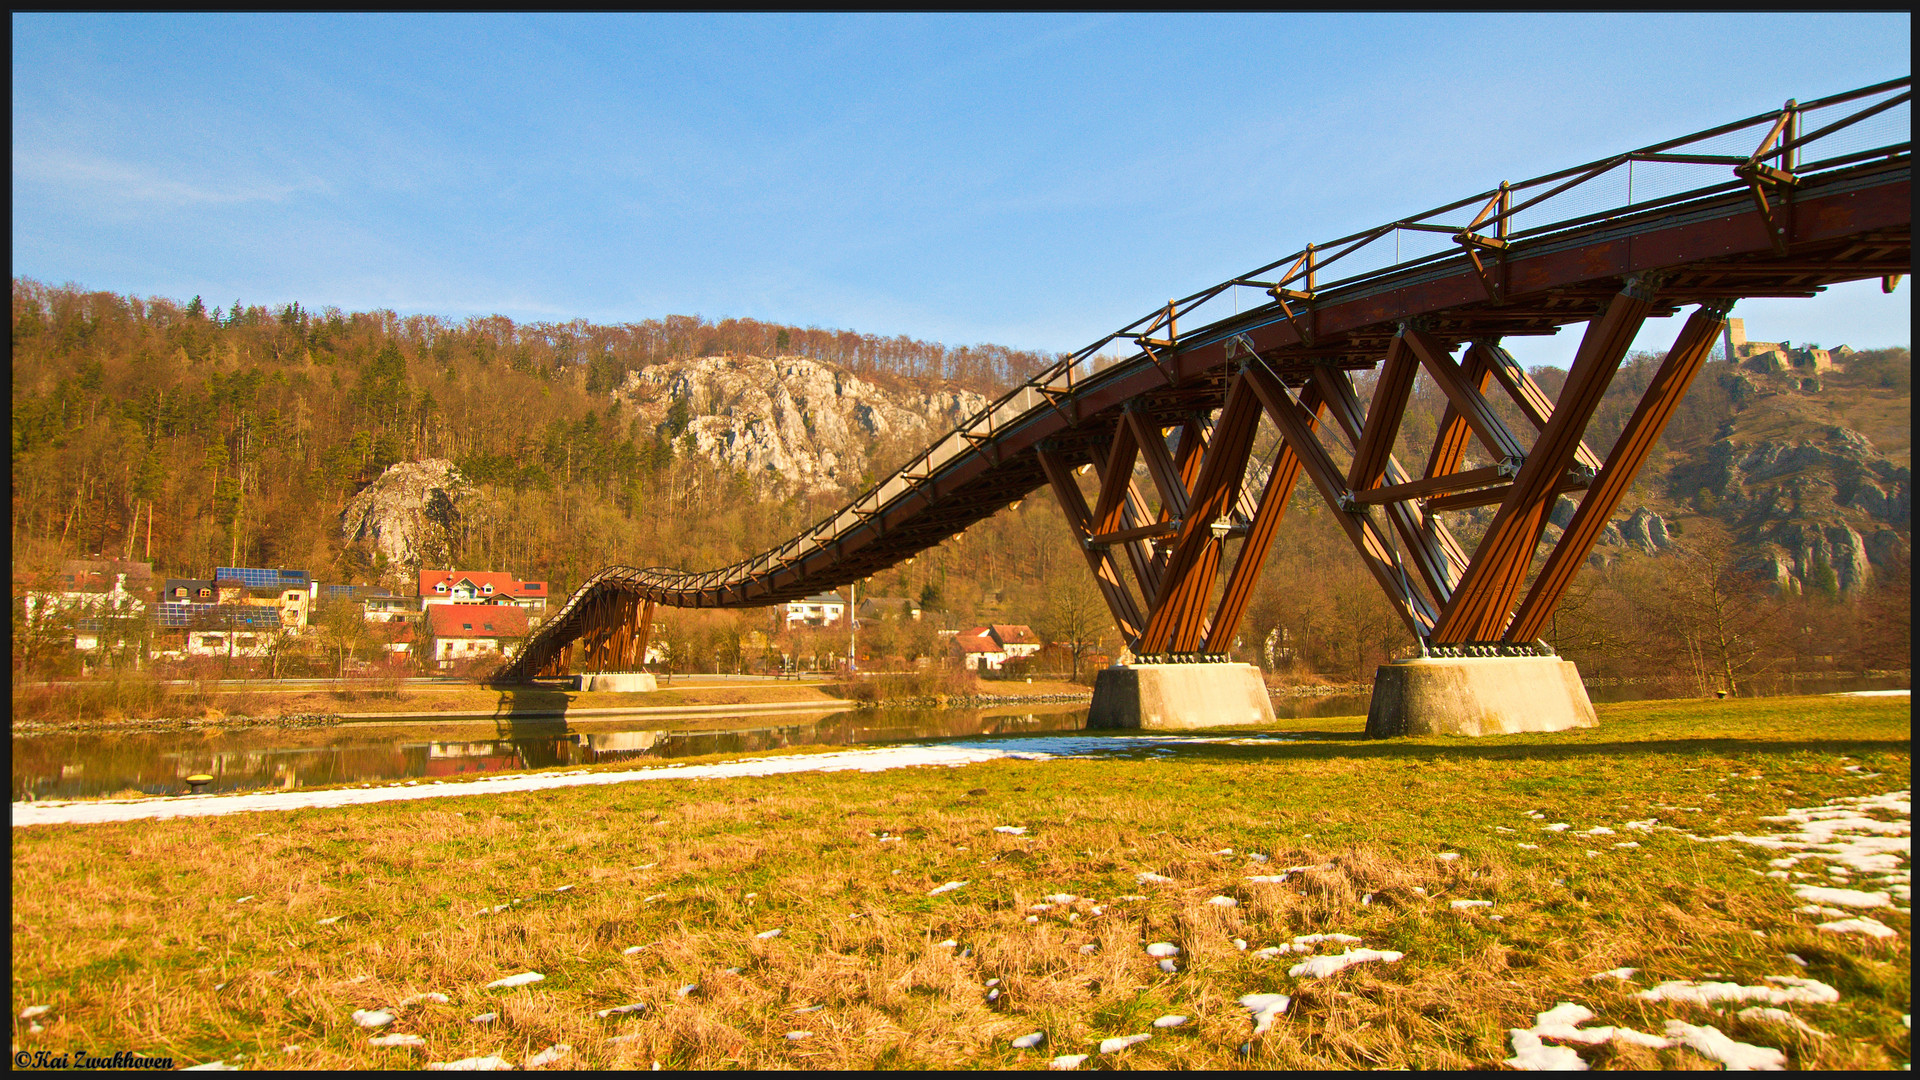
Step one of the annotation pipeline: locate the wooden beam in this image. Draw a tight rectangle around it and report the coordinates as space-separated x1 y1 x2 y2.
1139 374 1264 651
1316 367 1465 605
1244 361 1436 637
1508 302 1730 641
1474 341 1605 473
1433 280 1655 643
1402 328 1528 466
1126 407 1190 521
1346 334 1420 492
1205 383 1320 654
1089 519 1180 546
1089 420 1138 536
1037 445 1146 646
1347 465 1508 504
1422 344 1494 479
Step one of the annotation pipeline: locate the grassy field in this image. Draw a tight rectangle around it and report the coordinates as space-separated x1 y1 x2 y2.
10 696 1909 1069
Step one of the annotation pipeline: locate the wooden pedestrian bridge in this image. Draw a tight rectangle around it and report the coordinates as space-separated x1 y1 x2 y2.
500 78 1909 724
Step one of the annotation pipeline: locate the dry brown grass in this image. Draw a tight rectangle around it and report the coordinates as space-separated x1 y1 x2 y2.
10 697 1910 1069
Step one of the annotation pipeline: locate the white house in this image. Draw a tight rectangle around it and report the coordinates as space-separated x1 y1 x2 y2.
782 591 847 628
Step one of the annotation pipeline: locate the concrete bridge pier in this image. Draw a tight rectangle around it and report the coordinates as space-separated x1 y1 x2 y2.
573 672 658 693
1364 654 1597 738
1087 661 1275 730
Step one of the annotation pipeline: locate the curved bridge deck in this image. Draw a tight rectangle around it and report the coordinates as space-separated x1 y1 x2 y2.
504 79 1910 680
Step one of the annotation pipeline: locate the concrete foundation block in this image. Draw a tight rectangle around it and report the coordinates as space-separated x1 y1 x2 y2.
1365 656 1597 738
1088 663 1276 730
573 672 658 693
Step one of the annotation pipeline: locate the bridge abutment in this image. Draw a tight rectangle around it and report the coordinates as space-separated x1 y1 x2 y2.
1087 662 1275 730
1364 656 1597 738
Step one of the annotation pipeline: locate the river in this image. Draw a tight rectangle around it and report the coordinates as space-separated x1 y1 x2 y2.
11 676 1903 801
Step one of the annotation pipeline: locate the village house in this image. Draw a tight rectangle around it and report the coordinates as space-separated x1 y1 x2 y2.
23 559 155 654
782 591 847 628
425 603 530 669
857 595 922 622
418 570 549 620
949 623 1041 672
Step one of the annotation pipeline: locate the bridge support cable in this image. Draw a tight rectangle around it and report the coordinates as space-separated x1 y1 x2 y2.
1507 300 1733 642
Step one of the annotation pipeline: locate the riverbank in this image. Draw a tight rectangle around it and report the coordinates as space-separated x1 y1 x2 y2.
8 679 1095 736
10 696 1907 1070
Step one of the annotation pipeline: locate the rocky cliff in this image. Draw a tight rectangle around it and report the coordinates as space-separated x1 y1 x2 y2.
617 355 989 493
1660 362 1910 593
338 459 470 590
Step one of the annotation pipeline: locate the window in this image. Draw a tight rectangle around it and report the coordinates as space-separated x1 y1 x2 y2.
462 623 473 631
436 583 448 593
482 584 493 594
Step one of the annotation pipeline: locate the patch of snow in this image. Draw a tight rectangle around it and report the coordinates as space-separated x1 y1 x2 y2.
1293 933 1362 945
1145 942 1180 957
756 929 783 940
1158 958 1177 973
1505 1028 1589 1070
1137 872 1174 884
1247 875 1289 884
1012 1032 1045 1049
1048 1054 1088 1070
1737 1007 1828 1037
428 1057 514 1071
19 1005 49 1020
400 993 450 1006
1099 1033 1152 1053
784 1031 811 1041
1435 852 1461 861
353 1009 396 1028
1207 895 1238 907
1152 1014 1189 1028
994 826 1029 836
1240 992 1290 1033
469 1013 497 1024
485 972 545 989
1818 916 1897 939
1792 885 1891 909
1288 948 1404 979
370 1033 426 1048
1543 823 1572 832
1450 899 1493 910
622 946 644 955
1634 976 1839 1007
596 1002 647 1017
1588 967 1639 981
928 880 968 896
1662 1020 1786 1070
1043 894 1078 904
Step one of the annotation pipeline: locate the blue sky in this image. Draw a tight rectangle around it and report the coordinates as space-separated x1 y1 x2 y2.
12 13 1911 369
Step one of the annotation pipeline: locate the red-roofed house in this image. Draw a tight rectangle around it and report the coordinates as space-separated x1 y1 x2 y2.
425 604 530 669
949 623 1040 672
418 570 549 619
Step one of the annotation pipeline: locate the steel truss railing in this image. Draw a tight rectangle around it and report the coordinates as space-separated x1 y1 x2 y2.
499 78 1910 680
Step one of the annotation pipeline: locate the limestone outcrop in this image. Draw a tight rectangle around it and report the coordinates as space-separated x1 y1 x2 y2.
338 459 470 590
617 355 989 493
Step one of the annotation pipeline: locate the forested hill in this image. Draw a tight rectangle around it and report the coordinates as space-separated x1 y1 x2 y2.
10 278 1910 686
9 279 1056 591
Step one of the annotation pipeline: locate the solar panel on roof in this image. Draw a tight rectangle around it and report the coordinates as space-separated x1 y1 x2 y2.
218 567 309 588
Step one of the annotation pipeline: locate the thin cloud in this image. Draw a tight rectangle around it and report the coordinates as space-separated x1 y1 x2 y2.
13 148 322 207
